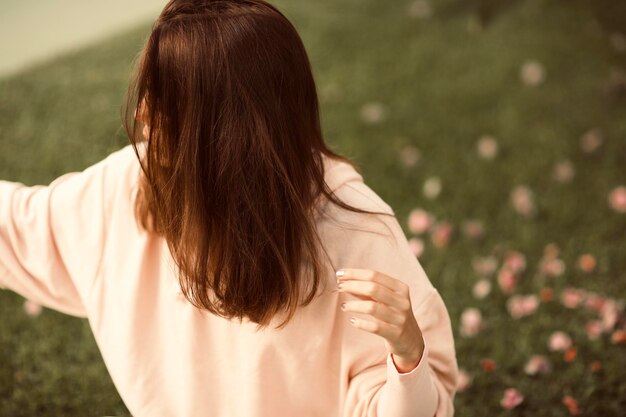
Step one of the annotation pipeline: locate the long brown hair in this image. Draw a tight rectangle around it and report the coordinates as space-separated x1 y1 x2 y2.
122 0 393 330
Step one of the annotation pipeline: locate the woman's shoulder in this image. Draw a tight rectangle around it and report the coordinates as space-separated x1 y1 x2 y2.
319 153 394 218
70 142 146 219
316 155 437 309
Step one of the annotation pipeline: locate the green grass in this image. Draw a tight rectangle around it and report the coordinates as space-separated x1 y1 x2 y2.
1 0 625 415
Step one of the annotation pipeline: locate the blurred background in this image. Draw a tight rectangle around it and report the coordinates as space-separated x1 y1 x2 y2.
1 0 625 415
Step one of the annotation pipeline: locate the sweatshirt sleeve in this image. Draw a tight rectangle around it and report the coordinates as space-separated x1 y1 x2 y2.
334 181 459 417
376 287 457 417
0 144 138 317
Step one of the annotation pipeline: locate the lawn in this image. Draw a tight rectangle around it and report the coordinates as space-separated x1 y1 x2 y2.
0 0 625 415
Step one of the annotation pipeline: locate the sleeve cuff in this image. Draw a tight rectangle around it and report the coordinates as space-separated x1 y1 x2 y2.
376 342 439 417
386 342 431 386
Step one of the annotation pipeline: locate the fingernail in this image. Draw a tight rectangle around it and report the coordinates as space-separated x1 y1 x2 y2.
337 282 343 289
341 302 346 310
336 270 345 278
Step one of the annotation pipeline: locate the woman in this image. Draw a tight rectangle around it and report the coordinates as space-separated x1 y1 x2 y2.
0 0 458 416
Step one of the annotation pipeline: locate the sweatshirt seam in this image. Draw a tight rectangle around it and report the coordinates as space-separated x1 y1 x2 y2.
86 162 110 309
85 146 133 310
342 182 394 215
46 181 84 312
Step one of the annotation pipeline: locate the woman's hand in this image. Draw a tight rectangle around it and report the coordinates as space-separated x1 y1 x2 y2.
336 268 425 373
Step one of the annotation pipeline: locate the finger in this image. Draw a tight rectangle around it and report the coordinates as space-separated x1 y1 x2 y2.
341 299 404 326
348 315 399 340
337 268 409 295
338 279 402 307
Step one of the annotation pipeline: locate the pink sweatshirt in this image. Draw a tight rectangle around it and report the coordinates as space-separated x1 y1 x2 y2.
0 143 458 417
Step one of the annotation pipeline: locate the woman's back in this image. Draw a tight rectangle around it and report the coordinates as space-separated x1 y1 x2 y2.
1 142 457 416
0 0 458 414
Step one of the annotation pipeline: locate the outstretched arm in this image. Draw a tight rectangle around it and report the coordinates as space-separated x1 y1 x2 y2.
0 145 135 317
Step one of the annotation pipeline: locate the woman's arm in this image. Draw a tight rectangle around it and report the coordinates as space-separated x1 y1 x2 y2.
0 145 135 317
341 285 457 417
330 181 459 417
376 287 457 417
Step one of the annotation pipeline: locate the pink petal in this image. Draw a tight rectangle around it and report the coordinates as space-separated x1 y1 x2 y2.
430 221 453 248
497 268 517 294
548 331 572 351
580 128 604 153
611 330 626 344
460 307 483 337
585 320 604 341
552 159 575 183
507 295 539 319
457 368 473 392
608 186 626 213
423 177 442 200
510 185 536 218
500 388 524 409
543 242 561 259
600 299 623 331
503 250 527 274
360 102 386 124
476 135 499 160
584 292 606 312
461 219 485 240
560 287 586 309
407 237 425 258
472 256 498 277
524 354 552 375
399 145 421 168
539 258 565 277
407 208 433 234
577 254 597 273
520 60 546 86
23 300 43 317
472 279 492 299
